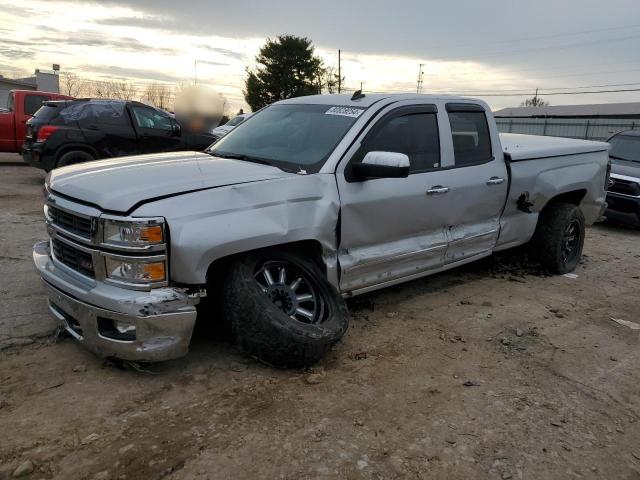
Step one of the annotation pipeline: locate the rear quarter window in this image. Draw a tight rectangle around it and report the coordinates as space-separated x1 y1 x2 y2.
57 101 128 127
31 105 60 122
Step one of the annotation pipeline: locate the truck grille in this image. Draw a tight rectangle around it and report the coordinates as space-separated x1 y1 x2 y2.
48 206 92 239
52 238 95 277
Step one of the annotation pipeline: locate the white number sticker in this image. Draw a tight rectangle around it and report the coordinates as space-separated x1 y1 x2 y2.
325 106 365 118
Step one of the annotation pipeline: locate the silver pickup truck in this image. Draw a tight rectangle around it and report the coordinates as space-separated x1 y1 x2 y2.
33 93 610 367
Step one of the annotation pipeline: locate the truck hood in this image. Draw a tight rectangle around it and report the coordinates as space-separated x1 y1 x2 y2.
46 151 292 213
211 125 233 136
610 158 640 179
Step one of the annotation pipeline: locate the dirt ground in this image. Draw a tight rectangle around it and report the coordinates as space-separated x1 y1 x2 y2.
1 153 640 480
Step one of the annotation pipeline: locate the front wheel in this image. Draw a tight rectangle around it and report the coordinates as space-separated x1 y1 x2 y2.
531 202 585 274
223 251 349 368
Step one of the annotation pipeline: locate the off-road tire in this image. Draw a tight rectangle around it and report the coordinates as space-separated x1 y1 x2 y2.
223 251 349 368
531 202 585 274
56 150 94 169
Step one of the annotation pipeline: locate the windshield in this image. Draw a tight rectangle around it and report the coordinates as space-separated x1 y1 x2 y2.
225 115 246 127
210 104 365 173
608 134 640 162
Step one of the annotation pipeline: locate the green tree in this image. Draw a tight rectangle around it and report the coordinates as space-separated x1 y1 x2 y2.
244 35 325 110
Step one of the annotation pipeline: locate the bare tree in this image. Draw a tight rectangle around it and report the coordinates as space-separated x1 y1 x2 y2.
144 83 172 110
317 64 344 94
90 80 120 99
112 80 137 101
60 72 86 97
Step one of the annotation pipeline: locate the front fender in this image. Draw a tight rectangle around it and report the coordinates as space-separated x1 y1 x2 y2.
133 174 340 285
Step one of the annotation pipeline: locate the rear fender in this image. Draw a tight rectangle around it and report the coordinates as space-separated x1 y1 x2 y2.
496 151 607 250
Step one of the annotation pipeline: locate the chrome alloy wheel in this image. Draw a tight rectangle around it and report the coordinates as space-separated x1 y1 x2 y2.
254 260 327 325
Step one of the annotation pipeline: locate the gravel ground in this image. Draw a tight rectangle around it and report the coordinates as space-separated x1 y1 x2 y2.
1 153 640 480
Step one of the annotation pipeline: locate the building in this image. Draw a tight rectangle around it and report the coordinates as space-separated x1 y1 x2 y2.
0 67 60 108
493 103 640 141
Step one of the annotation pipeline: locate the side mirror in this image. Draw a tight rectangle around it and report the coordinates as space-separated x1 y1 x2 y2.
351 151 410 181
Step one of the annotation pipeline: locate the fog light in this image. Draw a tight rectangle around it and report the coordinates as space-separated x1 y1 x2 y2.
97 317 136 341
115 321 136 335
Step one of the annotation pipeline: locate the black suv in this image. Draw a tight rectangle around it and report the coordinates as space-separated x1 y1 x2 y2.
22 99 215 171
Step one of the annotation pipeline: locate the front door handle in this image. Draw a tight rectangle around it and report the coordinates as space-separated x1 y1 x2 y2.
426 185 450 195
486 177 505 185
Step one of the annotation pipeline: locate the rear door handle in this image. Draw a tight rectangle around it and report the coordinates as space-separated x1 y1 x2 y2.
486 177 505 185
426 185 450 195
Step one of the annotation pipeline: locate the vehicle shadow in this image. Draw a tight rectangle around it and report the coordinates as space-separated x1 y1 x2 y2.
594 219 640 235
183 245 546 370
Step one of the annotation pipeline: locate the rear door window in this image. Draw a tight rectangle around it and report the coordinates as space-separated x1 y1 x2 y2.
83 101 128 128
24 94 51 116
447 107 492 166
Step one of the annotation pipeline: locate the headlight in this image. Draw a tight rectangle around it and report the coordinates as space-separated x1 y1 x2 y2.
105 256 166 284
103 219 164 247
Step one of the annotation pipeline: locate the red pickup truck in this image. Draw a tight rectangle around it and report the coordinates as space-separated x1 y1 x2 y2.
0 90 72 153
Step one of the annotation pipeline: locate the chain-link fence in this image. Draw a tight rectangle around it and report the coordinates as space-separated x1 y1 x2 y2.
495 117 640 141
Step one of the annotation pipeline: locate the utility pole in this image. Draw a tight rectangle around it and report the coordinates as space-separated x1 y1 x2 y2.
416 63 425 94
534 88 539 105
338 49 341 94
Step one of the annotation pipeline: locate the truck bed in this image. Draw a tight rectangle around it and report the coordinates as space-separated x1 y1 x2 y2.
500 133 608 162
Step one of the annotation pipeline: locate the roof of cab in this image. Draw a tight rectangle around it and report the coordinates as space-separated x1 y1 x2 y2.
276 93 482 108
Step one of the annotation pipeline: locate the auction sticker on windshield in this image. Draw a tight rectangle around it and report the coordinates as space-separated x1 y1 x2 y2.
325 106 365 118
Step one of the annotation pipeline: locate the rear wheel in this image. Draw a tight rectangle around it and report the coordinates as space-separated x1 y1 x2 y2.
531 202 585 274
223 251 348 368
56 150 94 168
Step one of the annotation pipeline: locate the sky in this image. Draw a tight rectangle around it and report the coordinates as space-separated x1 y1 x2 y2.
1 0 640 112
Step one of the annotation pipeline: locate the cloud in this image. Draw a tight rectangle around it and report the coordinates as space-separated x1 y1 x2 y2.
0 48 35 60
28 29 179 56
78 64 184 83
195 59 230 67
94 14 177 31
196 45 247 62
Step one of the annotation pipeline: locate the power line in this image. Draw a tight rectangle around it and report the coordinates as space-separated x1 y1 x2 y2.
375 84 640 97
536 67 640 80
428 33 640 61
426 23 640 51
429 81 640 94
453 88 640 97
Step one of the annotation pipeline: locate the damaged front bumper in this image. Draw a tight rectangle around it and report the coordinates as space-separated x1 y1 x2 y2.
33 241 199 362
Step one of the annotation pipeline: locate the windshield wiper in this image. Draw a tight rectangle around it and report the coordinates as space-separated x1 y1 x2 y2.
610 154 639 163
211 151 271 165
210 150 299 173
